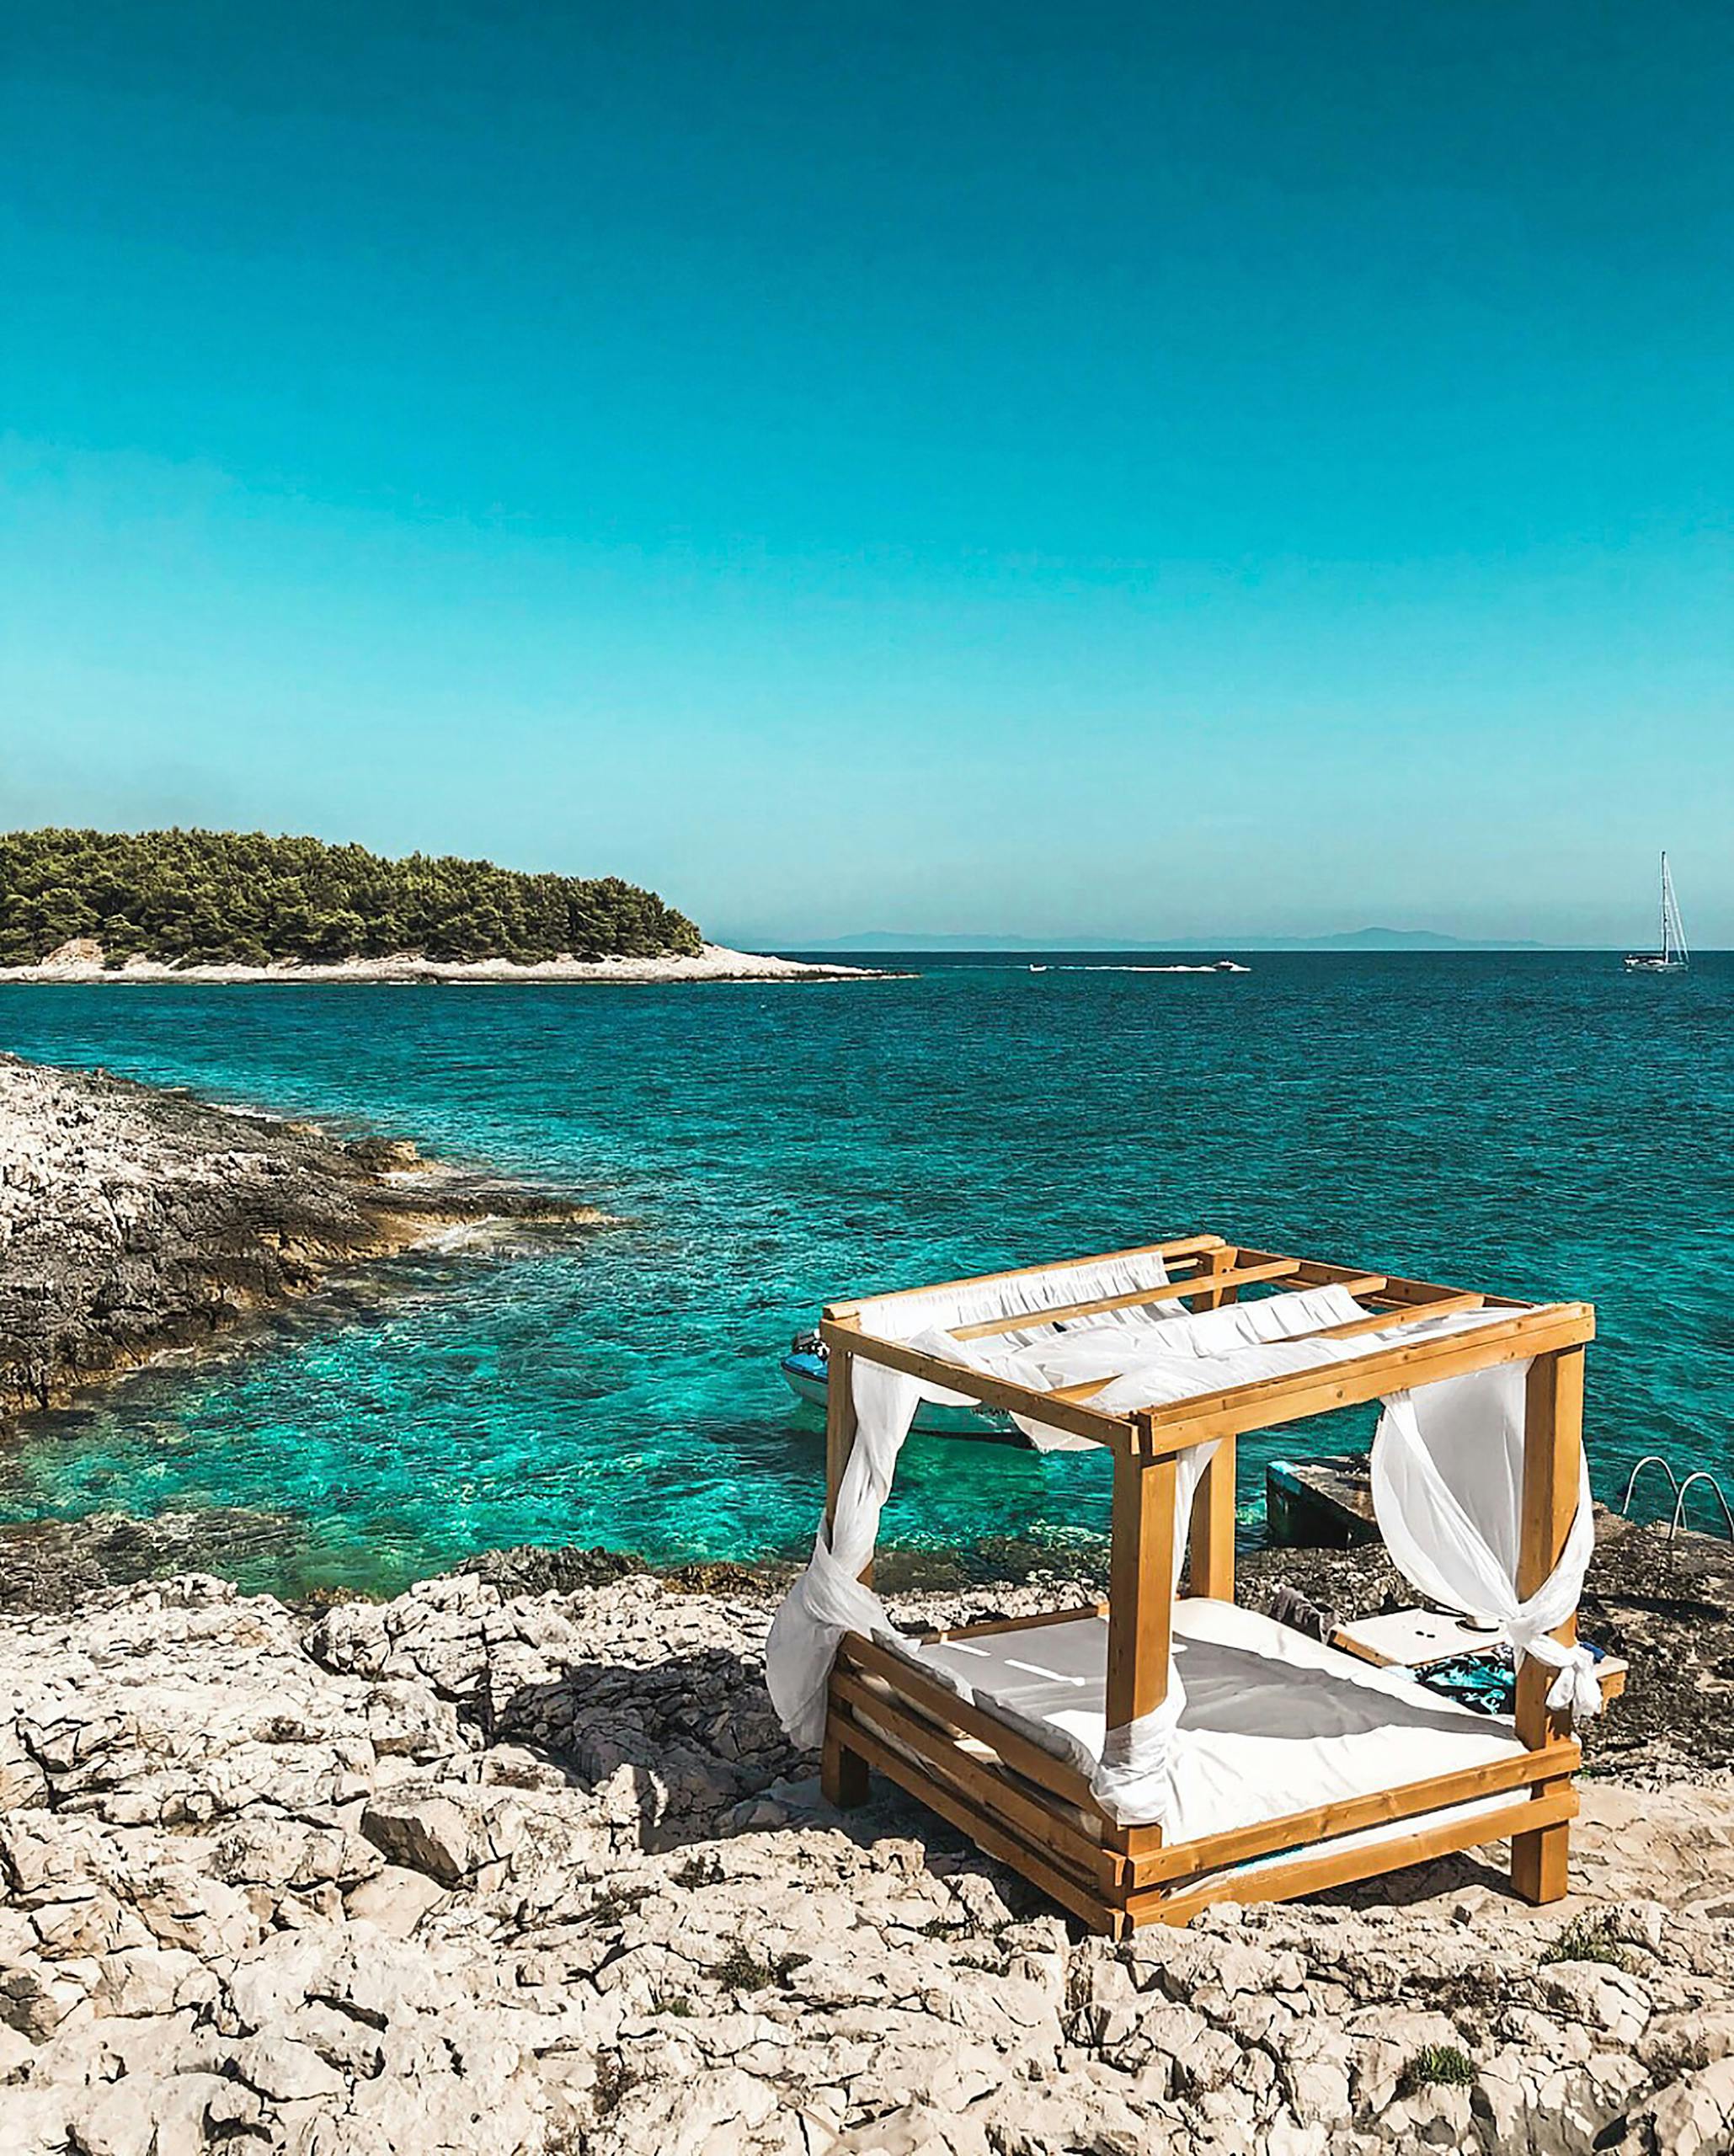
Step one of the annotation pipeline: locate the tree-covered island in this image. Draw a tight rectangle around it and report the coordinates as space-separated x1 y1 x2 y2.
0 829 703 968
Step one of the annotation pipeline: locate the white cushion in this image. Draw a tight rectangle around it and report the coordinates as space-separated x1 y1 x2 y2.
885 1598 1525 1841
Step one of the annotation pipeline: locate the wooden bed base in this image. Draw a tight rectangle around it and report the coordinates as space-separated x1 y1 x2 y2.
817 1233 1598 1933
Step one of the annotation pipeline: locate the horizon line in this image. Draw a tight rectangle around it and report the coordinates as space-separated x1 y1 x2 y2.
753 939 1722 955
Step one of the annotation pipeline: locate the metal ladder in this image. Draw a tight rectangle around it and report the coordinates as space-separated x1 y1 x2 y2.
1620 1455 1734 1543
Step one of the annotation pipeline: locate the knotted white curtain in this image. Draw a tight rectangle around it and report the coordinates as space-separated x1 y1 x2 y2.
764 1250 1182 1748
1373 1369 1602 1722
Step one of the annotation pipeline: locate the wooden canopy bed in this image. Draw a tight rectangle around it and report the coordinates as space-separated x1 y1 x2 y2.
798 1233 1603 1935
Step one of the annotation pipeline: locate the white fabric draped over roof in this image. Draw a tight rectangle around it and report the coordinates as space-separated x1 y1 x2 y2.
763 1256 1598 1827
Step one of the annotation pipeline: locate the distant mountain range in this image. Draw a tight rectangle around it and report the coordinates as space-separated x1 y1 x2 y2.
793 927 1550 953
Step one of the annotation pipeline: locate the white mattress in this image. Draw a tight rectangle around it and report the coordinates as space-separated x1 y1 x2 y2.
886 1599 1525 1841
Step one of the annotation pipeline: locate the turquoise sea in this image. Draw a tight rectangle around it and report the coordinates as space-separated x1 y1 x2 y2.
2 954 1730 1598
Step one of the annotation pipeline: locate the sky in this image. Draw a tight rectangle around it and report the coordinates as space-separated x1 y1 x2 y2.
3 2 1730 947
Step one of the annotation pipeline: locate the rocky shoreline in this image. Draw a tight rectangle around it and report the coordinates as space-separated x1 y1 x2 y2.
5 1510 1731 1789
0 1054 605 1422
0 1561 1730 2156
2 941 889 987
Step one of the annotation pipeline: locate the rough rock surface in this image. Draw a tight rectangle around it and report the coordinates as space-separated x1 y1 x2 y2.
0 1511 314 1617
2 1568 1731 2155
0 1054 606 1419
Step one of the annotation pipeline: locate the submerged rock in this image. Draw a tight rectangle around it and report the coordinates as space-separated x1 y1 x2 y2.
457 1545 651 1598
0 1509 311 1616
459 1544 794 1602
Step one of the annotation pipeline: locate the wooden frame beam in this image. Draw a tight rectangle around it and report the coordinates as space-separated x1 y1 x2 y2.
1106 1446 1176 1736
1133 1789 1578 1928
818 1318 1135 1448
1233 1247 1468 1300
1127 1734 1580 1886
819 1318 870 1806
917 1602 1108 1644
830 1706 1118 1931
826 1233 1229 1321
838 1634 1096 1806
1187 1437 1236 1599
1326 1289 1487 1329
1126 1302 1593 1454
830 1673 1105 1881
1043 1284 1561 1440
822 1320 859 1535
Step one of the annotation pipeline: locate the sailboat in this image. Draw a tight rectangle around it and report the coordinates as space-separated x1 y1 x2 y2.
1623 852 1689 974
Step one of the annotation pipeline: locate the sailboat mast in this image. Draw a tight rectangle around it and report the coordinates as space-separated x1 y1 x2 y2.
1661 851 1670 959
1663 852 1689 966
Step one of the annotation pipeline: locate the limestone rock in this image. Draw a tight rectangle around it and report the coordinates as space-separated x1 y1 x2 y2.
0 1565 1731 2156
360 1787 499 1886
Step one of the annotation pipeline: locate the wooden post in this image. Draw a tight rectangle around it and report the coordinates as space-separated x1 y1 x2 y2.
1187 1436 1237 1602
1188 1244 1240 1310
1511 1345 1584 1903
820 1321 870 1808
1107 1439 1177 1727
821 1720 869 1810
824 1323 861 1545
1101 1429 1177 1873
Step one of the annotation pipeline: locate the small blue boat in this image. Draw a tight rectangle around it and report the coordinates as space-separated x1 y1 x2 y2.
778 1331 1018 1440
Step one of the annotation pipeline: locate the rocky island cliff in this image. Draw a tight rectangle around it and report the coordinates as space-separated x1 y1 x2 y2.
0 830 879 985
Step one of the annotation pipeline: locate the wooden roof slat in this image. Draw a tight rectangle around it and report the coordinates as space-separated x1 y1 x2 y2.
948 1257 1305 1341
822 1237 1582 1452
1039 1274 1409 1406
825 1232 1228 1320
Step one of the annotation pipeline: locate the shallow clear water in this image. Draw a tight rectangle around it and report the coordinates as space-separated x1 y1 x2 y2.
2 953 1729 1597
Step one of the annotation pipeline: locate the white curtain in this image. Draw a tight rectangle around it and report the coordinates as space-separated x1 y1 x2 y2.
1372 1370 1602 1722
764 1250 1182 1748
763 1353 950 1748
764 1268 1599 1822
